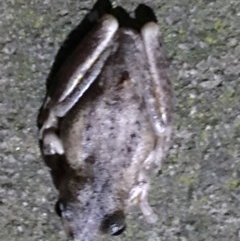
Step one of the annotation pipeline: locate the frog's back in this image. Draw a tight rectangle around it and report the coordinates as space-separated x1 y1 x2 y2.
60 29 156 189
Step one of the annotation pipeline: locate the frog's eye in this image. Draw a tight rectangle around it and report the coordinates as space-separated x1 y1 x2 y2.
100 210 126 236
55 200 64 217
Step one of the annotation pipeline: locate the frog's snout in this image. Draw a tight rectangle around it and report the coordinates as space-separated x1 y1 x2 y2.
100 210 126 236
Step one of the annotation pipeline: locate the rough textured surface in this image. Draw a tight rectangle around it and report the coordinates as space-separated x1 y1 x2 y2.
0 0 240 241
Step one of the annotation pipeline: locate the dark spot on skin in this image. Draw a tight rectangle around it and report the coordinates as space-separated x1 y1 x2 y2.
135 121 141 130
157 169 162 176
68 230 74 240
110 116 115 122
109 132 116 139
130 133 136 139
138 99 145 111
113 96 121 102
127 146 132 153
132 93 140 102
116 71 130 87
86 123 92 130
121 71 129 80
85 155 96 164
1 183 12 189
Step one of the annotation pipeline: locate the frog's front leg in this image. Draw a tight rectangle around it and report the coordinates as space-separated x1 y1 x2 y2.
38 15 119 156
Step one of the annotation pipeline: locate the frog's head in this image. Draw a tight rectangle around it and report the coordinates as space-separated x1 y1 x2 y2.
51 157 126 241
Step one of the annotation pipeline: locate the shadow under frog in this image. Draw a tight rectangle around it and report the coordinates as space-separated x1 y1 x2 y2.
37 0 172 240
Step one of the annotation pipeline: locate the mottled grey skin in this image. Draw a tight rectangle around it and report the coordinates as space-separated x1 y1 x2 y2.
37 1 172 241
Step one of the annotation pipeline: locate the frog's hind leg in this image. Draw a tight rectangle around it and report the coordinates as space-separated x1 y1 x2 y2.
128 9 172 222
46 0 114 93
140 19 172 169
38 15 119 157
48 15 119 117
129 171 158 223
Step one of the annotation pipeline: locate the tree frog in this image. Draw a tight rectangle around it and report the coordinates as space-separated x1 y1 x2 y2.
37 0 172 240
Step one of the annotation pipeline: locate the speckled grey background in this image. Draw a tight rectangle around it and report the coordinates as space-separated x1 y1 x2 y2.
1 0 240 240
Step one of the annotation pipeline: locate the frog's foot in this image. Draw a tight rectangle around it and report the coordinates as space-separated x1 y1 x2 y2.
42 129 64 156
129 172 158 223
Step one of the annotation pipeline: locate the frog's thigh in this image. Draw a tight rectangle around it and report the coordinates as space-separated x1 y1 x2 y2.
40 46 115 153
141 22 172 168
53 47 113 117
50 15 119 117
39 15 119 151
141 22 172 135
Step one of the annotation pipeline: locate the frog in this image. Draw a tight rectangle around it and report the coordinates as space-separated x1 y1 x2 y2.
37 0 172 240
